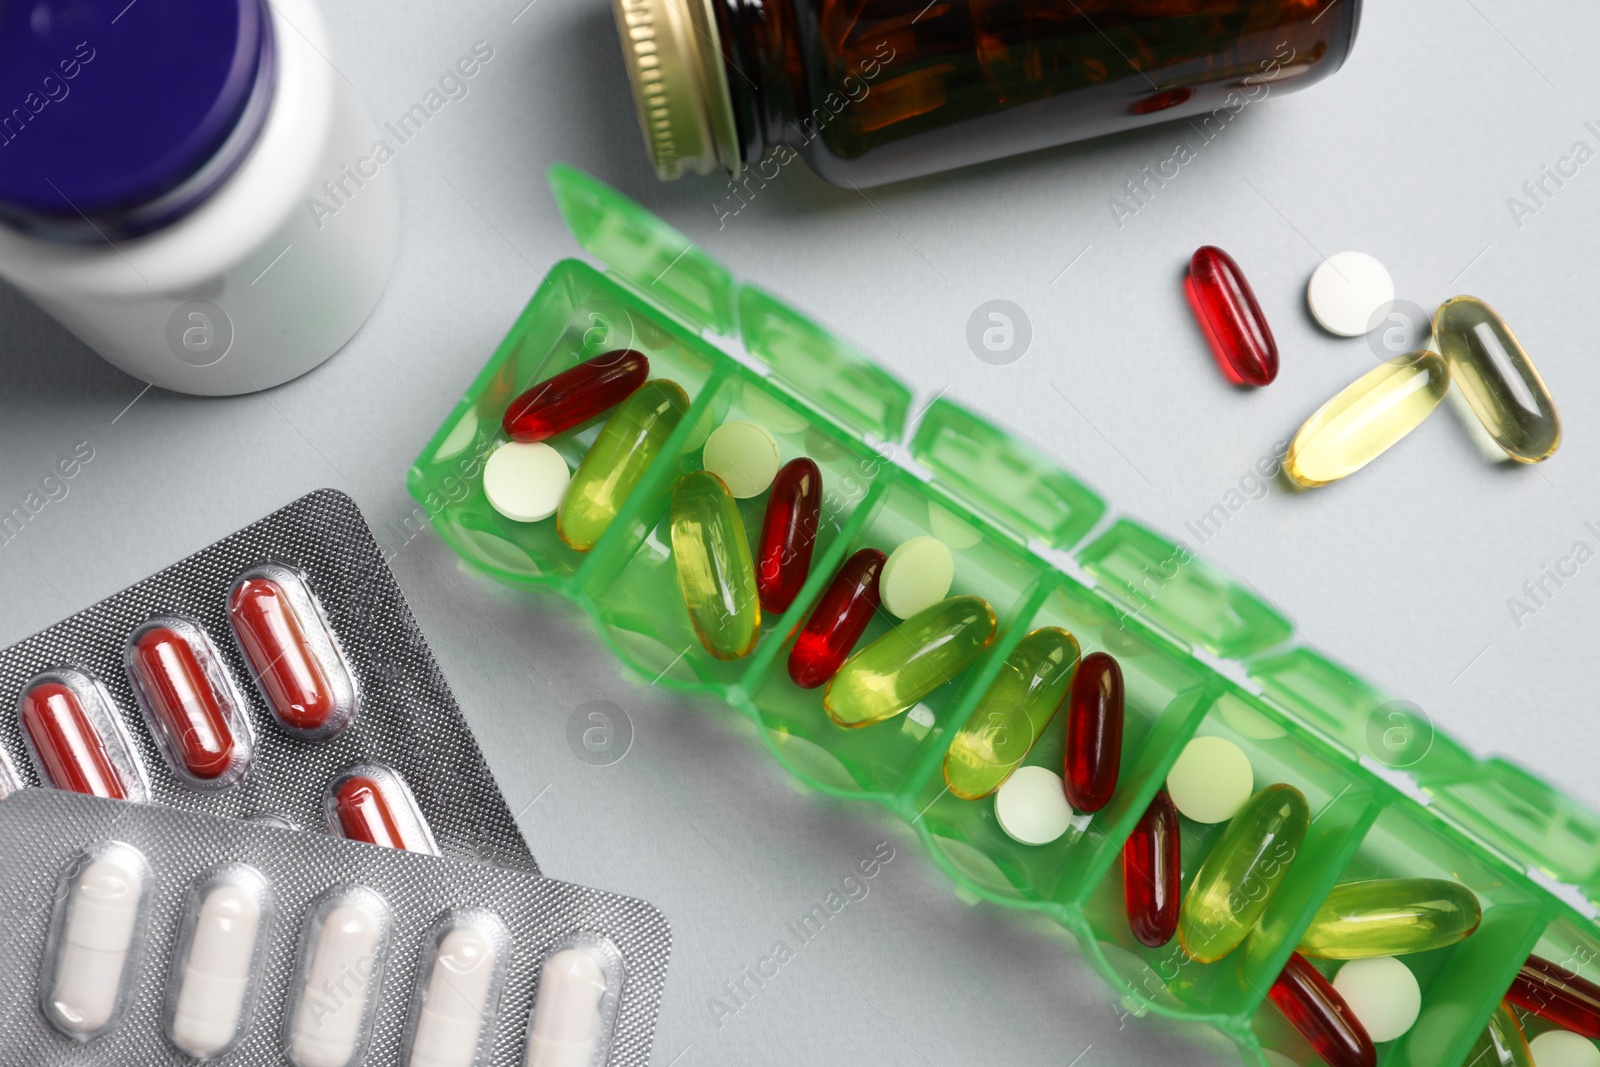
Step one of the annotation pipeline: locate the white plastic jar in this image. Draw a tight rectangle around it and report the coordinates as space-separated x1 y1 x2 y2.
0 0 397 395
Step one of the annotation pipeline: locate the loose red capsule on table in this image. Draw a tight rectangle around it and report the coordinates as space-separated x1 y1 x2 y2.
502 348 650 441
229 573 350 738
1270 952 1376 1067
19 677 130 799
1185 246 1279 387
1507 953 1600 1037
757 458 822 615
129 624 245 784
1064 651 1123 812
1123 789 1180 948
788 548 885 689
328 765 439 854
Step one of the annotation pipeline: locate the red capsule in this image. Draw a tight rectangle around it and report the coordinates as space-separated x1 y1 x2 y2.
129 624 245 784
757 458 823 616
502 348 650 442
229 573 350 737
788 549 885 689
19 677 129 799
1269 953 1376 1067
1185 246 1279 387
1507 953 1600 1037
328 765 438 854
1123 790 1180 947
1064 651 1123 812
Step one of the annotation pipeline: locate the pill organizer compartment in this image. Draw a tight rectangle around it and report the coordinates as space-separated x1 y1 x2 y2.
1249 798 1548 1067
1081 686 1379 1026
1515 916 1600 1044
412 166 1600 1067
581 365 892 691
905 576 1208 907
747 476 1048 800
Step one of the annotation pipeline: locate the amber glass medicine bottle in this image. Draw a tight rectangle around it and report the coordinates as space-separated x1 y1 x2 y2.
613 0 1362 187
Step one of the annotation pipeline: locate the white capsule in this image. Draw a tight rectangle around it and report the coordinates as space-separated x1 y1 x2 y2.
169 881 265 1058
289 897 389 1067
525 947 613 1067
408 923 503 1067
43 844 150 1039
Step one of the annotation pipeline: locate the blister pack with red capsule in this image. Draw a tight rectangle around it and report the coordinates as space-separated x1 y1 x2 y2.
0 489 539 873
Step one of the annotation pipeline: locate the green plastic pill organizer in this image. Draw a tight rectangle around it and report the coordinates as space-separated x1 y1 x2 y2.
410 166 1600 1067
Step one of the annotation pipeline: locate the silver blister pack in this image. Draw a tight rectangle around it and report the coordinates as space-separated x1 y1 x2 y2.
0 489 537 872
0 790 671 1066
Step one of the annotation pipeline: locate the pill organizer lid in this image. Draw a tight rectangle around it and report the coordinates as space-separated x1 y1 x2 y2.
0 0 270 227
549 163 738 336
909 397 1106 551
548 164 914 443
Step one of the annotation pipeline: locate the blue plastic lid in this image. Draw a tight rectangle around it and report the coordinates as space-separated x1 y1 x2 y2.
0 0 273 240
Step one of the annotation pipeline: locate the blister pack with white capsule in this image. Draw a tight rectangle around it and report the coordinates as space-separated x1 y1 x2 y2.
0 489 537 871
0 790 672 1065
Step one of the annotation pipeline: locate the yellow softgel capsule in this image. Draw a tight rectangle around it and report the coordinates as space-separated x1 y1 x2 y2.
1285 351 1449 488
669 471 760 660
943 627 1081 800
1434 295 1560 463
558 379 689 550
1178 783 1308 963
825 596 996 729
1297 877 1480 959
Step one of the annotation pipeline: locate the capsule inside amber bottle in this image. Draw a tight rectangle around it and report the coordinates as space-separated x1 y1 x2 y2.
670 470 761 661
228 567 356 740
128 621 250 786
1123 790 1180 948
1285 351 1449 488
1185 246 1279 388
1063 651 1122 812
788 548 884 689
503 348 650 443
327 764 439 854
1434 295 1560 463
1269 952 1376 1067
757 458 822 616
19 671 139 800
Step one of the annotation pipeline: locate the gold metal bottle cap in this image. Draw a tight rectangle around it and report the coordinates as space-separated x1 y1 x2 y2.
611 0 742 180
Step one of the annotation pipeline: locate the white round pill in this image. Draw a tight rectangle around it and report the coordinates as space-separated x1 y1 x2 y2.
1307 251 1395 337
994 766 1074 846
1166 736 1253 824
880 536 956 619
703 420 781 498
928 502 983 549
483 441 569 523
1332 957 1421 1043
1530 1030 1600 1067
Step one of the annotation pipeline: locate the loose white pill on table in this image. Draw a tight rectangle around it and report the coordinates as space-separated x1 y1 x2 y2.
1166 736 1253 824
1530 1030 1600 1067
994 766 1074 846
880 536 956 619
703 420 781 498
1307 251 1395 337
1332 956 1421 1043
484 441 570 523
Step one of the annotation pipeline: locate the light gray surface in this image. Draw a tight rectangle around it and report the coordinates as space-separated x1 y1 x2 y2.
0 1 1594 1064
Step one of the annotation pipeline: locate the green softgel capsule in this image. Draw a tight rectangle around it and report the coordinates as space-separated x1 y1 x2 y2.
1468 1000 1534 1067
943 627 1080 799
1297 877 1481 959
1434 295 1560 463
558 379 690 551
670 470 760 661
825 596 996 729
1178 783 1309 964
